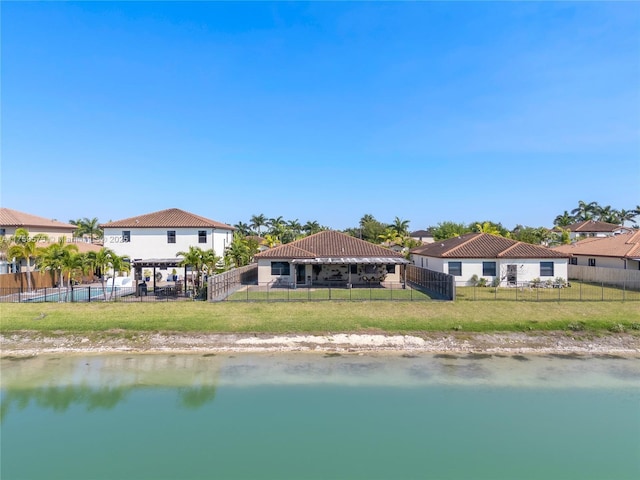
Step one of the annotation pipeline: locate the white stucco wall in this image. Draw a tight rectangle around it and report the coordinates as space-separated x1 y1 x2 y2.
411 254 568 286
570 255 638 270
104 227 233 277
257 259 403 285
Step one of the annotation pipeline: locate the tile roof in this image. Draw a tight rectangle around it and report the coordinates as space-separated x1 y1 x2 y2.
0 208 74 230
101 208 234 230
565 220 626 233
254 230 404 259
410 233 567 259
552 231 640 259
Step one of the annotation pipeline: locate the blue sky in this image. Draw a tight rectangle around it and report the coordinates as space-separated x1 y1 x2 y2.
2 1 639 231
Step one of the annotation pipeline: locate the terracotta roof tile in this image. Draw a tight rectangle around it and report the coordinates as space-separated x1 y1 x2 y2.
0 208 74 230
255 230 403 259
101 208 234 230
552 232 640 259
566 220 626 233
411 233 567 259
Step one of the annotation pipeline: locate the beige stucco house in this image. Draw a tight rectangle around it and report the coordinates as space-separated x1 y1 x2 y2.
254 230 409 287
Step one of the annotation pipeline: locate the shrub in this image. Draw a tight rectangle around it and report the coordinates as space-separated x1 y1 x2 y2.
609 323 626 333
567 321 586 331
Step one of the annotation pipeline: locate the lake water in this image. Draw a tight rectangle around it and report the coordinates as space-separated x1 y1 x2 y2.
1 353 639 479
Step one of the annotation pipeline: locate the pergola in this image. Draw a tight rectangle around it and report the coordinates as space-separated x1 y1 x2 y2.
132 258 187 295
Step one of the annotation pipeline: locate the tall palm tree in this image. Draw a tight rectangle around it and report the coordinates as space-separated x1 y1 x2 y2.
224 233 251 268
302 221 323 236
234 221 253 237
553 211 574 227
201 249 222 278
571 201 598 222
391 217 410 237
177 246 204 293
250 214 267 236
8 228 47 292
619 209 638 227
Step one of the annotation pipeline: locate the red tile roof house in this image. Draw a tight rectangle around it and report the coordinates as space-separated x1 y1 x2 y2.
552 231 640 270
0 208 103 274
253 230 409 287
101 208 234 283
557 220 632 241
410 233 569 287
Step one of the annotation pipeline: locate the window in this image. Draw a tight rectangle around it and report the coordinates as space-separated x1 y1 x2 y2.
198 230 207 244
350 265 358 274
167 231 176 243
588 258 596 267
386 264 396 274
569 257 577 265
482 261 496 276
448 262 462 276
122 231 130 243
540 262 554 277
0 228 5 236
271 262 290 276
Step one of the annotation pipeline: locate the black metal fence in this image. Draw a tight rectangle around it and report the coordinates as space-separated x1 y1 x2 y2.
0 286 193 303
220 282 442 302
455 280 640 302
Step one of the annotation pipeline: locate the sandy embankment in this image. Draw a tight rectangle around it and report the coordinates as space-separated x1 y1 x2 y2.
2 331 639 357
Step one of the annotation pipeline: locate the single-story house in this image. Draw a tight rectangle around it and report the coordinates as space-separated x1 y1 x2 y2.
253 230 409 287
102 208 234 281
410 233 569 286
556 220 631 241
552 231 640 270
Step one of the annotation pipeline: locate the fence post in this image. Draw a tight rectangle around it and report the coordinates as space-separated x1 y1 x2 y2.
601 281 604 301
623 280 625 302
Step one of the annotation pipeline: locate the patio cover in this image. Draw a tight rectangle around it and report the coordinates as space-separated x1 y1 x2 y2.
132 258 184 268
291 257 409 264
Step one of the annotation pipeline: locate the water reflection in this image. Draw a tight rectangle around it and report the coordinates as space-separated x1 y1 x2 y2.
1 353 639 422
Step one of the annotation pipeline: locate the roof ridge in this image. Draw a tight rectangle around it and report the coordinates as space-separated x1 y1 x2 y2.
444 233 482 256
496 241 521 257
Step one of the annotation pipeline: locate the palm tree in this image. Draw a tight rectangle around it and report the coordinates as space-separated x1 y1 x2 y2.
86 247 116 299
69 218 84 238
177 246 204 294
250 214 267 236
302 221 323 236
553 211 574 227
391 217 410 237
234 221 253 237
267 216 286 237
0 235 10 274
8 228 47 292
262 234 281 248
224 233 251 268
37 239 82 300
378 228 400 246
571 201 598 222
474 222 503 236
619 209 638 227
201 249 222 279
109 253 131 300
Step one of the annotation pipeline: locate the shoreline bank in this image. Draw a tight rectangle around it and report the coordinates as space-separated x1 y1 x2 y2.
2 331 639 357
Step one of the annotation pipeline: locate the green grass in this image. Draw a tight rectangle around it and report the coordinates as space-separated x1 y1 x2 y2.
1 301 639 335
456 281 640 302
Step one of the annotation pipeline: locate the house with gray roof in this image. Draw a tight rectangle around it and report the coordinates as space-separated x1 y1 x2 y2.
253 230 408 287
410 233 568 286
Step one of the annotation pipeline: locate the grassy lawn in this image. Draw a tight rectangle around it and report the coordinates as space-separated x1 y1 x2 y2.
456 281 640 302
1 301 639 335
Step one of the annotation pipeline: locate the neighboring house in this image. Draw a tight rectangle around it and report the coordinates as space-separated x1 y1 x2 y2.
253 230 408 286
557 220 631 241
0 207 76 241
101 208 234 280
0 208 77 274
410 229 435 244
552 231 640 270
410 233 569 286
